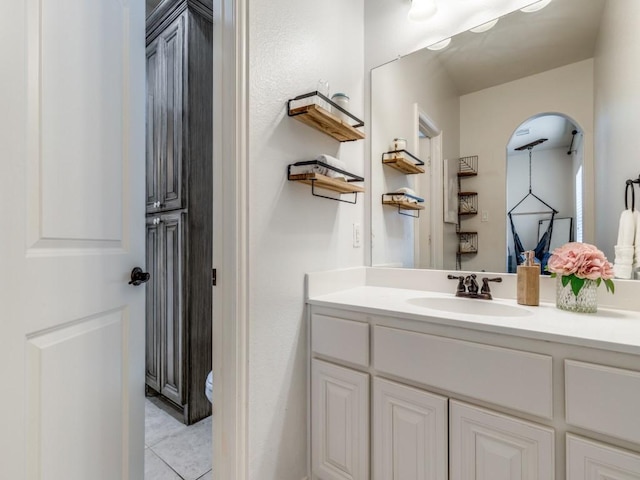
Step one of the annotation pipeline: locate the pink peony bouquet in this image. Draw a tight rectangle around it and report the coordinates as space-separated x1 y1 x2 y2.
547 242 615 296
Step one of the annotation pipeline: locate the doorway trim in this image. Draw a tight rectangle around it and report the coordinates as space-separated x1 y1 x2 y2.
416 107 444 269
213 0 249 478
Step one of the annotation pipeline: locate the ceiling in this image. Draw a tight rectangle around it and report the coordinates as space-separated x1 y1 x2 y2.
419 0 606 96
404 0 605 153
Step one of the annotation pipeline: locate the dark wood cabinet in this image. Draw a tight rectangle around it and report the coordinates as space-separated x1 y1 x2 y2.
145 0 212 425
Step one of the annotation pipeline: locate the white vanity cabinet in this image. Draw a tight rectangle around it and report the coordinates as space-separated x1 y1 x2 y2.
309 309 554 480
308 303 640 480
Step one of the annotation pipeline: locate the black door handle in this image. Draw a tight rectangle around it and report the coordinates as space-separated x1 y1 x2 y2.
129 267 150 286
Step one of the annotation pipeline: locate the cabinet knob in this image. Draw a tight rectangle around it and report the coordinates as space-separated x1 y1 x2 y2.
128 267 150 286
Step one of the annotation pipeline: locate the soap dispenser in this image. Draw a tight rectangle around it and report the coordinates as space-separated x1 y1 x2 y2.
517 250 540 306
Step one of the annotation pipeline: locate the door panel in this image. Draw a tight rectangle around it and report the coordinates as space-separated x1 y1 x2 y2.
159 16 184 212
26 311 126 479
160 211 185 405
35 0 128 244
146 218 161 391
312 359 369 480
373 377 448 480
567 435 640 480
0 0 146 478
146 41 161 211
450 400 554 480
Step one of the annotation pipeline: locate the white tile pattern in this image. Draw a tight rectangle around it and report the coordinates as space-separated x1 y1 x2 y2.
145 399 212 480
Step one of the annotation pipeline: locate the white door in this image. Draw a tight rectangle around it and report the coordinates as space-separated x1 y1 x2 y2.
373 377 448 480
450 401 554 480
0 0 145 479
312 359 369 480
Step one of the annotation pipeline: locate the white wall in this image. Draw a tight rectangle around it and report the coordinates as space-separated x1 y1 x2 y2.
594 0 640 261
371 52 460 268
248 0 364 478
459 59 594 272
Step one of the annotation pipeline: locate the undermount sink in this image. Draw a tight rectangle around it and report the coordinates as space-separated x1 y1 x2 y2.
406 296 533 317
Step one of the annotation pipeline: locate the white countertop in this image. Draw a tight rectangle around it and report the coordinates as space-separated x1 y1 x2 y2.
308 285 640 355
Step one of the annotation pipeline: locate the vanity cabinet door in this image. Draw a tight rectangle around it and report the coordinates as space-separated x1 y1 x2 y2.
312 359 369 480
373 378 448 480
450 400 554 480
567 434 640 480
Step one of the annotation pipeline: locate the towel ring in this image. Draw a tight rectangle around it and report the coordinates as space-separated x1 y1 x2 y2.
625 180 635 211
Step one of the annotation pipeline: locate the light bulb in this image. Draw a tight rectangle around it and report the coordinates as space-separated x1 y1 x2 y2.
408 0 438 22
470 18 499 33
427 38 451 50
520 0 552 13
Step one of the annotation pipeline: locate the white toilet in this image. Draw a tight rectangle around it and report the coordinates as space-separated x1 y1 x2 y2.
205 371 213 404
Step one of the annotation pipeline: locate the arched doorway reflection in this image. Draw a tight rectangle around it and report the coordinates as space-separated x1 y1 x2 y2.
506 113 583 273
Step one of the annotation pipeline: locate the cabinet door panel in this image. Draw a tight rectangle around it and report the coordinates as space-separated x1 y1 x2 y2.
312 359 369 480
145 217 161 391
159 212 185 405
567 435 640 480
373 378 448 480
145 40 161 212
158 16 184 212
450 400 554 480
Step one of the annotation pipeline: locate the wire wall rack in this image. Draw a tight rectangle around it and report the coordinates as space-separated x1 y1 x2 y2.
458 155 478 177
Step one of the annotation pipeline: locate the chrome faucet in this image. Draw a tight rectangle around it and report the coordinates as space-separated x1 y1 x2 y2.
448 274 502 300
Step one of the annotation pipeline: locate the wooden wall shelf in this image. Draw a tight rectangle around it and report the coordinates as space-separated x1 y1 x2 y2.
288 92 365 142
289 172 365 194
382 192 425 218
382 150 425 174
287 161 364 204
383 199 425 210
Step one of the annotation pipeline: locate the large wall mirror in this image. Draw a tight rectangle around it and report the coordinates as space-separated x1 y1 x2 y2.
370 0 639 274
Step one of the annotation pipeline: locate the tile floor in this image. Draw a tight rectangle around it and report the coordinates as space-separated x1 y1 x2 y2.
145 397 212 480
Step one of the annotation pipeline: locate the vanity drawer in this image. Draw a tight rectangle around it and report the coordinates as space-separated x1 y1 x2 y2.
565 360 640 444
312 314 369 368
373 325 553 418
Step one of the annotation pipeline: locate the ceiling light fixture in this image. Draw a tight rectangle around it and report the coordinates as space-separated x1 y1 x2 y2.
520 0 552 13
427 37 451 51
469 18 499 33
408 0 438 22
